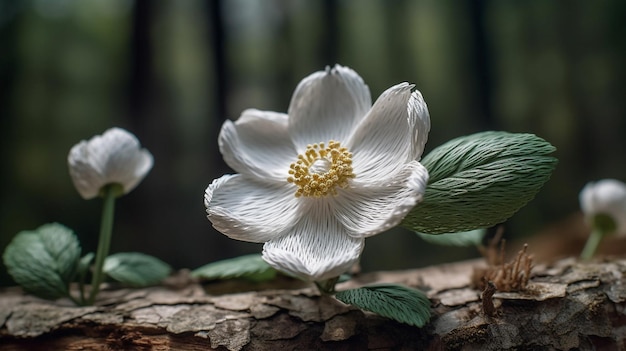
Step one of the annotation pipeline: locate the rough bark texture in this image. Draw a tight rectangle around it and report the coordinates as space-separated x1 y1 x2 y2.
1 257 626 350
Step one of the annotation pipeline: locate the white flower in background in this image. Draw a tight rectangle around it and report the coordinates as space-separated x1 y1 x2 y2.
205 65 430 281
579 179 626 235
68 127 154 199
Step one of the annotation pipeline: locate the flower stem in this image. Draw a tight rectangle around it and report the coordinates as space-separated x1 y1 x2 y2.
78 279 86 305
315 277 339 295
580 228 605 261
87 184 121 305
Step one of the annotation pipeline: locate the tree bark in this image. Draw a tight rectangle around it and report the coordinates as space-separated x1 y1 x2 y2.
1 257 626 350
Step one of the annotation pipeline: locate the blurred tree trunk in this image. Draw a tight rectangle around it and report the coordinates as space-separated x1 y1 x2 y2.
124 0 181 259
207 0 227 124
0 0 21 287
468 0 494 130
1 257 625 350
321 0 339 65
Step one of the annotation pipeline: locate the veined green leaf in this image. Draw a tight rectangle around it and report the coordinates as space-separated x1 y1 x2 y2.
335 284 431 327
404 131 557 234
78 252 95 275
103 252 171 287
191 254 277 282
2 223 81 299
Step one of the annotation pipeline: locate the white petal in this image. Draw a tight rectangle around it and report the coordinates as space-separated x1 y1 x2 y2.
219 109 296 182
288 64 371 152
580 179 626 234
205 174 302 243
68 141 106 199
409 90 431 161
262 198 364 281
334 161 429 238
348 84 430 183
68 127 153 199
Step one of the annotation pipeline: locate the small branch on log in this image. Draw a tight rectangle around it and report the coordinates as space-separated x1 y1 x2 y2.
481 280 497 318
1 257 626 350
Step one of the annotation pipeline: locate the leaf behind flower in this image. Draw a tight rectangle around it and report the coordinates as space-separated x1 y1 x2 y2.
416 229 486 247
404 131 557 234
191 254 277 283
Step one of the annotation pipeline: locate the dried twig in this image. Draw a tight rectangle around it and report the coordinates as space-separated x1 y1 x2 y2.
473 228 533 292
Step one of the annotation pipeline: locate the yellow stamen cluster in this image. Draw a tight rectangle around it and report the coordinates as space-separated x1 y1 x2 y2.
287 141 355 198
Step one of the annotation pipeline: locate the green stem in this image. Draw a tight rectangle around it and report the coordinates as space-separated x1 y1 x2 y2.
315 276 339 295
580 228 605 261
87 184 120 305
78 284 86 305
78 265 88 305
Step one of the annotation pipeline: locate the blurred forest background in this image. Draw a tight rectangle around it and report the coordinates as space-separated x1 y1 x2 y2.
2 0 626 286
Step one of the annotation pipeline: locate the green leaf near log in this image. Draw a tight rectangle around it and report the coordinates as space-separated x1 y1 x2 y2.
103 252 172 287
336 284 431 327
2 223 81 299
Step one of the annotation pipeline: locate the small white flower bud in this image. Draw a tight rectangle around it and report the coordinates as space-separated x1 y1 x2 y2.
68 127 153 199
579 179 626 235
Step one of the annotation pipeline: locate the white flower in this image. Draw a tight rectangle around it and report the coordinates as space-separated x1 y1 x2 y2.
580 179 626 235
68 127 154 199
205 65 430 281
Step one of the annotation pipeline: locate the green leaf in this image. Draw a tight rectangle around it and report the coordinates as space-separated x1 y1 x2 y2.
335 284 431 327
191 254 277 282
416 229 486 247
77 252 95 279
103 252 172 287
403 131 558 234
2 223 81 299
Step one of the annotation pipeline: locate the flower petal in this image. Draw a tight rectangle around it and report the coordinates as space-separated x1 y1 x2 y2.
288 65 372 152
68 141 106 199
205 174 301 243
333 161 429 238
348 84 430 183
68 127 153 199
262 198 364 281
408 90 431 161
219 109 296 182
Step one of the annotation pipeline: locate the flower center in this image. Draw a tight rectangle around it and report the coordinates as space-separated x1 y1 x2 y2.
287 141 355 198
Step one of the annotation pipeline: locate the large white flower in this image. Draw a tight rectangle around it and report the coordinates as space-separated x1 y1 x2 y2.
68 127 154 199
205 65 430 281
579 179 626 235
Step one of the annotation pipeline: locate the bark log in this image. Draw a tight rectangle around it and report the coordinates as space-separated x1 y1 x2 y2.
1 257 626 350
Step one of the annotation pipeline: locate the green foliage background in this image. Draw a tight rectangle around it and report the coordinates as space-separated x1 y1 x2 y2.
1 0 626 285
